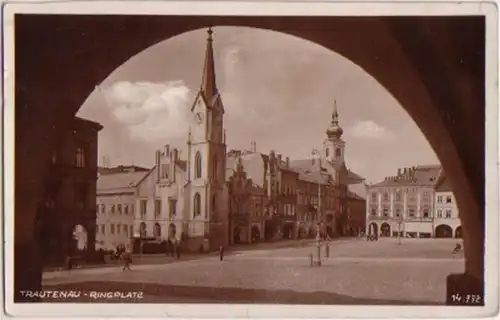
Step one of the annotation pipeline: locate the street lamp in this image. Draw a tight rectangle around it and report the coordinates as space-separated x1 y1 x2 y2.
397 216 403 245
316 222 322 266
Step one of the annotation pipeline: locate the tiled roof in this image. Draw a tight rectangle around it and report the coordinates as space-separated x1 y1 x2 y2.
290 159 364 185
348 183 367 199
371 165 442 187
97 171 150 191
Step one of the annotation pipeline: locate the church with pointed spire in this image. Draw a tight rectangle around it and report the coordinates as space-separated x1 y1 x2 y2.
132 28 366 252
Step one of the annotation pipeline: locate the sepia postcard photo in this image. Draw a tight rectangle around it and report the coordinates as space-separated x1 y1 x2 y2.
2 1 499 318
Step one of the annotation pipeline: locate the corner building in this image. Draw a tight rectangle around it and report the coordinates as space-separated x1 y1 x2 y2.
366 165 441 238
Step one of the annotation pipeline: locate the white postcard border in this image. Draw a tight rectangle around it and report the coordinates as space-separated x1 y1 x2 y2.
2 1 499 319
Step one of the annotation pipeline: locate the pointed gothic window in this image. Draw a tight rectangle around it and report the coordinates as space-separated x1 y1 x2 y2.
193 193 201 217
195 151 202 178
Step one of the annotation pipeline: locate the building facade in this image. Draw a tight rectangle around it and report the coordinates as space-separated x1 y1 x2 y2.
95 165 149 251
36 116 102 264
366 165 441 238
434 173 462 238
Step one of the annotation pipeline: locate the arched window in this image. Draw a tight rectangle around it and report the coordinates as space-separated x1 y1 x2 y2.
194 151 202 179
154 223 161 238
193 193 201 217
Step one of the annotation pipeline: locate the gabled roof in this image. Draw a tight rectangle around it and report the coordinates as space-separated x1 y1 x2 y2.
371 165 442 187
290 159 364 185
348 183 367 199
97 170 150 192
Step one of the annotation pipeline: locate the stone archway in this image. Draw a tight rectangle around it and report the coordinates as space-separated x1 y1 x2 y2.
455 226 463 239
380 223 391 237
13 14 486 301
435 224 453 238
251 226 261 243
233 227 241 244
368 222 379 237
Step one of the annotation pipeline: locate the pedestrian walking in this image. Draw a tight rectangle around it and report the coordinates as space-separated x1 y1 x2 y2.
121 250 132 271
219 245 225 261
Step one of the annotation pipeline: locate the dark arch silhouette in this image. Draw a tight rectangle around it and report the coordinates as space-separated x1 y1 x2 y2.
154 223 161 238
251 226 261 243
435 224 453 238
380 223 391 237
455 226 463 239
13 15 486 301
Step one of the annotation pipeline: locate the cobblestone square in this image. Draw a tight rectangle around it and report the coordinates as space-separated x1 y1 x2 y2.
43 238 464 305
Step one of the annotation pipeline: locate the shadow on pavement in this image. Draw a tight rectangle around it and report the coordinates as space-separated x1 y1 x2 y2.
43 281 442 305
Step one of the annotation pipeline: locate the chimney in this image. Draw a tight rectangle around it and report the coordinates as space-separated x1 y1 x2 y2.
277 154 282 164
251 141 257 153
155 150 161 182
397 168 401 176
286 157 290 167
164 144 170 157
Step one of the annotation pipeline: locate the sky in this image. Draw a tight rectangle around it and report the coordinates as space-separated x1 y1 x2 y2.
77 26 439 184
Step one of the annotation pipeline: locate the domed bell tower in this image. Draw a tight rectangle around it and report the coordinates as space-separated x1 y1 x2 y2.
323 100 345 165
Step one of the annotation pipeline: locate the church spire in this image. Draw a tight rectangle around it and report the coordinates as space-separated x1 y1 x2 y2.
200 27 217 102
326 100 343 139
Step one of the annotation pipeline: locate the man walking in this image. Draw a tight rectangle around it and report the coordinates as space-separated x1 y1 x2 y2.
121 249 132 271
219 245 225 261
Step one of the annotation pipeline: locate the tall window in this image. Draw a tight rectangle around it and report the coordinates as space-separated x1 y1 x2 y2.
117 204 122 214
124 204 128 215
169 198 177 218
110 205 115 214
446 196 452 204
422 207 430 218
371 192 377 202
195 151 202 178
383 193 389 201
155 200 161 219
437 209 443 218
123 224 128 236
101 225 105 235
382 207 389 217
437 196 443 203
117 224 121 235
395 208 401 217
162 164 169 179
139 222 146 237
212 194 217 214
140 200 147 219
213 156 218 180
370 208 377 216
193 193 201 217
395 191 401 201
325 148 330 157
408 207 416 217
75 147 85 168
445 209 452 218
130 204 135 214
335 148 341 159
110 224 115 234
129 225 133 236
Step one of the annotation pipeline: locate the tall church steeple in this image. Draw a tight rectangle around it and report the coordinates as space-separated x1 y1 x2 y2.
200 27 217 102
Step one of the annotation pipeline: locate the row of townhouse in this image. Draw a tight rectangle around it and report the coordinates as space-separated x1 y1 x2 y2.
366 165 461 238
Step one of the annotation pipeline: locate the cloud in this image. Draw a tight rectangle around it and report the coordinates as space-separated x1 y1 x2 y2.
102 81 192 142
350 120 396 140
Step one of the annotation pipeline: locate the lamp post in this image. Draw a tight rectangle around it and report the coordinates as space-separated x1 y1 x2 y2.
398 217 403 245
316 223 322 266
